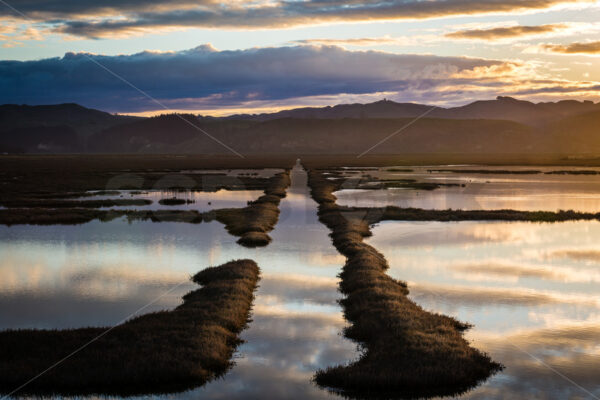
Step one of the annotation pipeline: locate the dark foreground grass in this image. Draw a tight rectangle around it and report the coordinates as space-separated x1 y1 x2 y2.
0 198 152 208
215 171 291 247
307 170 502 399
0 259 260 397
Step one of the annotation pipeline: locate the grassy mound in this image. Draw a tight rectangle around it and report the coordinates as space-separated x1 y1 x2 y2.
216 171 291 247
307 170 502 398
0 259 260 396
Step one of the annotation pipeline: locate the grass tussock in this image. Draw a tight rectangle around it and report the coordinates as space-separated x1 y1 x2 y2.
427 169 542 174
0 198 152 208
385 168 413 172
375 206 600 223
216 171 291 247
545 170 600 175
0 209 212 226
307 170 502 398
158 197 195 205
0 173 290 233
0 259 260 396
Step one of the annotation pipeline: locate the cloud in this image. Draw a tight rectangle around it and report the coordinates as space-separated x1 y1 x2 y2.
0 20 46 48
293 37 409 47
542 40 600 54
0 44 503 112
409 281 600 307
2 0 595 39
445 23 568 40
467 323 600 399
549 249 600 261
2 44 599 114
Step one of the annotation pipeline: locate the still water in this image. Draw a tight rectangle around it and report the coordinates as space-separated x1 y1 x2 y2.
335 166 600 212
2 164 600 399
72 189 265 211
368 220 600 399
0 165 356 399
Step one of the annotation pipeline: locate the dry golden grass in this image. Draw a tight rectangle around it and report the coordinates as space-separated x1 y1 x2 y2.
215 171 291 247
308 170 502 398
0 259 260 396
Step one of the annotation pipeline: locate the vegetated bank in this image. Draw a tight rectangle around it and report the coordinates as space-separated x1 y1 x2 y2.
427 169 542 174
0 198 152 208
307 170 502 398
364 206 600 223
215 171 291 247
0 259 260 396
0 171 291 248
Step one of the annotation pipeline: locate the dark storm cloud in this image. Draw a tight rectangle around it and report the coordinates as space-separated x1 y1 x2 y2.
0 44 500 112
1 0 593 38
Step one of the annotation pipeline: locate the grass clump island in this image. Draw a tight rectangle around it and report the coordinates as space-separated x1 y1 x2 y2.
307 170 503 398
215 171 291 247
0 259 260 396
0 172 291 249
427 168 542 174
158 197 195 205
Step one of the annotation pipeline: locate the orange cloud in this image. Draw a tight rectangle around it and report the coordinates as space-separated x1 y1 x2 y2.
446 23 568 40
542 40 600 54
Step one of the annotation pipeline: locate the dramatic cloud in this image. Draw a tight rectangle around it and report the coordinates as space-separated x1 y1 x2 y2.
446 23 568 40
0 44 502 112
1 0 594 38
542 40 600 54
2 44 599 114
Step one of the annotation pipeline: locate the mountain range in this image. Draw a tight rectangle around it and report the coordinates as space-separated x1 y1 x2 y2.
1 97 599 155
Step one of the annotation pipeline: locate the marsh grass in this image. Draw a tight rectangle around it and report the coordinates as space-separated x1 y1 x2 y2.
0 209 209 225
375 206 600 223
0 259 260 396
427 169 542 174
385 168 413 172
0 172 291 234
215 171 291 247
0 198 152 208
545 170 600 175
158 197 195 205
308 170 502 398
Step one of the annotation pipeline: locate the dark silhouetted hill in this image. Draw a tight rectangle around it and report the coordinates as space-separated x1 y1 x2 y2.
86 115 540 154
547 110 600 154
2 98 599 155
0 125 81 153
88 114 233 153
229 97 600 128
0 103 137 136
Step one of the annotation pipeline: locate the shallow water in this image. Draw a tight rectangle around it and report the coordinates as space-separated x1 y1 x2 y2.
335 166 600 212
4 164 600 399
368 220 600 399
0 165 357 399
73 189 265 211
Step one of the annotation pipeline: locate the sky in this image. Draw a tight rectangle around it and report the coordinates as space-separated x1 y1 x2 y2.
1 0 600 116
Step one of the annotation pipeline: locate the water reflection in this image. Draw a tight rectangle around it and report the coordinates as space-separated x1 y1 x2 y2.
73 189 264 211
335 166 600 212
0 164 357 399
368 220 600 399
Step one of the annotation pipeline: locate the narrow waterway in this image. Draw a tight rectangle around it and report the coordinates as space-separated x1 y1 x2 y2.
0 162 358 399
